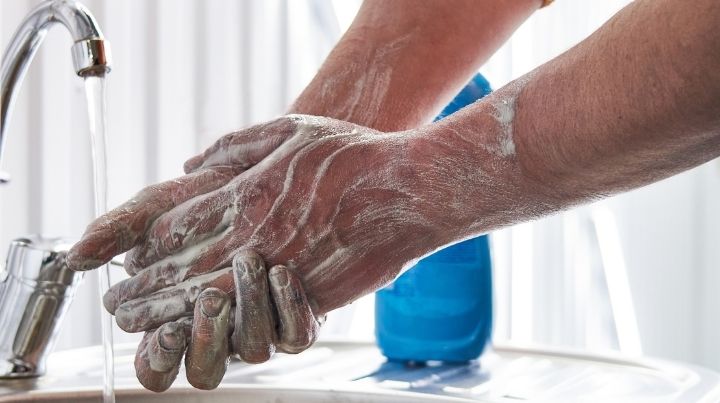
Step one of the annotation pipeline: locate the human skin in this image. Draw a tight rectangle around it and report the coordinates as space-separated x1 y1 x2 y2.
70 0 720 392
118 0 720 317
288 0 541 131
68 0 540 274
132 250 320 392
67 0 542 391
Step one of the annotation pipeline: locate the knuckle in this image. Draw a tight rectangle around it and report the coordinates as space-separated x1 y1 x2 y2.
276 115 301 130
137 184 164 201
163 225 186 253
218 132 235 149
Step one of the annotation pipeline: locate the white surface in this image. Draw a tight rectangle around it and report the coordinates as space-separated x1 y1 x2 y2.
2 342 720 402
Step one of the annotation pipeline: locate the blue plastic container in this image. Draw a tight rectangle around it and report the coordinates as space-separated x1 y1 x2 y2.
375 74 493 363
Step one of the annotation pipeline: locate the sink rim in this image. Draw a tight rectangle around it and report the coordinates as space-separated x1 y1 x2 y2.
0 383 479 402
3 341 720 402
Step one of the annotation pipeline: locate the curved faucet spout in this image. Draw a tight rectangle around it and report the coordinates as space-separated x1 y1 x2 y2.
0 0 112 183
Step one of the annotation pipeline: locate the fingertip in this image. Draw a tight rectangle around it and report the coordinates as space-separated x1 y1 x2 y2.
102 289 119 315
141 380 172 394
232 249 263 270
187 288 231 390
187 371 224 391
135 331 178 393
115 303 144 333
65 248 82 271
237 345 274 364
268 265 290 288
148 323 188 374
231 250 276 364
268 265 318 354
66 246 103 272
183 155 203 174
68 223 125 271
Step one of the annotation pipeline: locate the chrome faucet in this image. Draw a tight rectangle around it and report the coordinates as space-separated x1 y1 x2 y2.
0 0 111 378
1 0 111 182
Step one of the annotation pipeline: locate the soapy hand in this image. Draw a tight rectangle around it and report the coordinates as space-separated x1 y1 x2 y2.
135 249 322 392
71 114 448 330
69 114 458 393
67 117 305 272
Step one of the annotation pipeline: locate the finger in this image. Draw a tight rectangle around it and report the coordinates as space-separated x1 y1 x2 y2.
104 261 181 314
104 239 237 314
67 166 240 271
134 321 188 393
123 188 232 274
183 117 299 173
268 265 319 354
185 288 231 390
232 250 277 363
147 322 188 372
115 268 235 333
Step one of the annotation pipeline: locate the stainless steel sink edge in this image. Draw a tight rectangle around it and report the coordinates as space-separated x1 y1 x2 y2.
2 341 720 402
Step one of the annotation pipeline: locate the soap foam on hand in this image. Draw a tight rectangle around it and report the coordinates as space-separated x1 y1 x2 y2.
129 249 321 392
71 71 546 393
73 74 539 338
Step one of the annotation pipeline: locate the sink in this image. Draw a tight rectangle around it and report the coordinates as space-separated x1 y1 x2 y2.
0 341 719 402
3 386 471 403
0 342 479 403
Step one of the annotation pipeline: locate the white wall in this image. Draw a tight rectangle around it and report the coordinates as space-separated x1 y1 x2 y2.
1 0 719 372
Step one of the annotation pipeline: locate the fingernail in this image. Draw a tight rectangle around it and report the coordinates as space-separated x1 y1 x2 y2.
233 251 263 275
158 324 184 350
200 294 226 317
270 267 290 288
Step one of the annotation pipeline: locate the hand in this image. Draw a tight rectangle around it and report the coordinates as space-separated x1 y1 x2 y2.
67 117 306 272
135 249 322 392
78 114 448 333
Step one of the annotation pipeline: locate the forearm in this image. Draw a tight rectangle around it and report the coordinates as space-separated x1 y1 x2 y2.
289 0 541 131
417 0 720 242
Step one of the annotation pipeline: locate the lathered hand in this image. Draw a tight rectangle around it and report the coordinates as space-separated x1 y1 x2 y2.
135 249 321 392
97 114 453 333
67 167 241 272
67 117 307 272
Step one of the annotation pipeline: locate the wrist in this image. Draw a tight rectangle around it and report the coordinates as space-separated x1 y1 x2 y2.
405 102 562 244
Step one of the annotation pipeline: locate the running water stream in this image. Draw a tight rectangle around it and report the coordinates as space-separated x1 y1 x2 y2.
84 76 116 403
